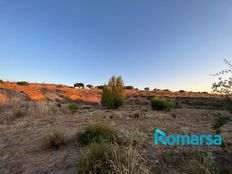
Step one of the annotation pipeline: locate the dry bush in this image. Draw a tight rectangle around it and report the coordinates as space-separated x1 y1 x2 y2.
0 101 28 124
41 129 67 150
157 148 228 174
110 144 150 174
118 129 148 146
0 101 70 124
77 143 121 173
77 142 150 174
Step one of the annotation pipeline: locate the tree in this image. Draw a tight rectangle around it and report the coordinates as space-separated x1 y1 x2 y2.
87 84 93 89
125 86 134 90
212 59 232 94
212 59 232 113
101 76 125 109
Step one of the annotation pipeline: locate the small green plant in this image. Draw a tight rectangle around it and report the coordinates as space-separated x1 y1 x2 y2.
151 98 175 111
0 79 4 84
68 103 79 113
76 124 118 145
77 142 124 174
101 76 125 109
41 130 66 150
16 81 29 86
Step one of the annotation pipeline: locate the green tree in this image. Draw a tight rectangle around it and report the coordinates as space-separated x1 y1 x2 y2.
101 76 125 109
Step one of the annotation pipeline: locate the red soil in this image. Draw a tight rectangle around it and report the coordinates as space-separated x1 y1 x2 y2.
0 81 221 103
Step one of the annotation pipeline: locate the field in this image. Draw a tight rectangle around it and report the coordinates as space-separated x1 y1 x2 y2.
0 82 232 173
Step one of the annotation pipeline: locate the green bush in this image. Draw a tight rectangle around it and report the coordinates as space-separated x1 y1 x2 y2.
0 80 4 84
151 98 175 111
41 130 66 150
16 81 29 86
68 103 79 113
101 76 125 109
76 124 118 145
77 143 125 174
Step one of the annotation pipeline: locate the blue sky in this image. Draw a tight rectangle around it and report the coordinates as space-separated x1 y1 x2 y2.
0 0 232 91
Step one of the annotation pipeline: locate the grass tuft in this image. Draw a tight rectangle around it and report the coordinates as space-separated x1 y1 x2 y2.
68 103 79 113
41 130 66 150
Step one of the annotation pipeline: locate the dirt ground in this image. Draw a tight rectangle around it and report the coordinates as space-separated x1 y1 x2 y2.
0 87 232 174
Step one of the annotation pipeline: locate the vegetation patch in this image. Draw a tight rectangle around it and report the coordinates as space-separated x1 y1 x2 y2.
68 103 79 113
77 143 123 174
16 81 29 86
159 149 228 174
0 79 4 84
76 123 118 145
77 142 150 174
213 116 231 134
118 129 148 146
41 130 66 150
101 76 125 109
151 98 175 111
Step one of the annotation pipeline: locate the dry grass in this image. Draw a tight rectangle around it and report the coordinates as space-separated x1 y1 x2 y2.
110 143 150 174
77 142 151 174
41 130 67 150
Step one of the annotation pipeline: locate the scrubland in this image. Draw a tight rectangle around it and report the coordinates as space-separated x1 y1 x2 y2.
0 82 231 173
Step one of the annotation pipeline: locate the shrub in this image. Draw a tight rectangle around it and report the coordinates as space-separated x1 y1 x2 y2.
101 76 125 109
213 116 231 134
14 110 25 118
151 98 175 111
76 124 118 145
68 103 79 113
41 130 66 150
96 85 104 89
77 142 150 174
0 80 4 84
86 84 93 89
16 81 29 86
118 129 148 146
77 143 124 174
125 86 134 90
144 87 149 91
74 83 84 88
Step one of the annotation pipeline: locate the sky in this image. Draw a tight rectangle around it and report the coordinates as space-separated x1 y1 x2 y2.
0 0 232 92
